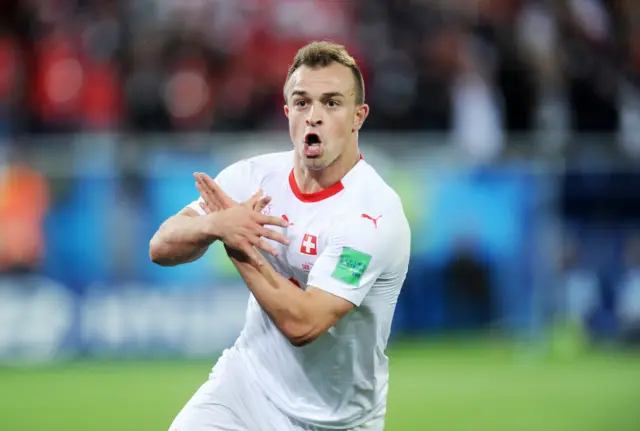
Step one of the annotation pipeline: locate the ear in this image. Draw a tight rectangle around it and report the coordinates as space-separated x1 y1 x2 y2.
352 103 369 133
284 104 290 119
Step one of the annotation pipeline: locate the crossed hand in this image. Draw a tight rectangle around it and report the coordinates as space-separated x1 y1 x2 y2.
193 173 290 265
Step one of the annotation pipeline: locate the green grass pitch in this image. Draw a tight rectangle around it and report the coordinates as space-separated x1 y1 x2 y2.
1 339 639 431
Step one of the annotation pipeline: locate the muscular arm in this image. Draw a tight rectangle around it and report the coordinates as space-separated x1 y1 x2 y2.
149 207 215 267
150 199 289 267
226 247 354 347
149 157 256 267
225 206 409 346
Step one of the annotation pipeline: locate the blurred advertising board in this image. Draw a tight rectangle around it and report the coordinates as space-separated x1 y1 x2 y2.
0 135 557 361
0 275 249 363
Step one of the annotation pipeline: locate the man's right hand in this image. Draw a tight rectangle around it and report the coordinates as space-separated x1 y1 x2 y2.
198 191 290 265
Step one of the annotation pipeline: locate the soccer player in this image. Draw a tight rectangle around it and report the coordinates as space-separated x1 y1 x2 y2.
149 41 411 431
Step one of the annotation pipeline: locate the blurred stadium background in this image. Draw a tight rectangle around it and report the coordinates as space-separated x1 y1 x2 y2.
1 0 640 430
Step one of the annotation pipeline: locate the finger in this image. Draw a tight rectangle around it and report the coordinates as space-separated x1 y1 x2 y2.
254 195 272 213
254 196 271 213
258 227 290 245
256 214 291 228
195 175 224 208
201 173 236 209
195 173 224 210
195 177 214 206
194 172 213 196
199 201 212 215
250 236 279 257
195 181 221 212
195 181 211 208
244 188 263 208
242 244 265 267
251 188 263 200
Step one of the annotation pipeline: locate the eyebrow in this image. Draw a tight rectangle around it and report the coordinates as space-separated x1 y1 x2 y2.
291 90 345 99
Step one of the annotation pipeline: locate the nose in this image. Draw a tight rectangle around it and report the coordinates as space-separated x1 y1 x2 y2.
305 105 323 127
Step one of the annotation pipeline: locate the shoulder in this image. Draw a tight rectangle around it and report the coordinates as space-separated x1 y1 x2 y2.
214 151 292 202
218 151 292 177
243 151 293 176
328 162 410 257
342 161 408 230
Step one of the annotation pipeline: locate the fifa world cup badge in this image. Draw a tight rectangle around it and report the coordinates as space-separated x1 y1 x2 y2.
331 247 371 286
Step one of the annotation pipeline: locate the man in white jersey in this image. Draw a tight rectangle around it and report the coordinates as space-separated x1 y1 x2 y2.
149 41 411 431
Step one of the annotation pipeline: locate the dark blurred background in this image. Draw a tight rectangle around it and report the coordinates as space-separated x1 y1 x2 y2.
0 0 638 136
1 1 640 430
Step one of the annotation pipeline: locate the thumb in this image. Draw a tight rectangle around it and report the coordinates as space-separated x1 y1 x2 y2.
244 188 263 208
254 195 272 213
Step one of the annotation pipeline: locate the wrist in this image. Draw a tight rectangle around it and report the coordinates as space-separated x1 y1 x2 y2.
224 244 251 263
197 212 223 244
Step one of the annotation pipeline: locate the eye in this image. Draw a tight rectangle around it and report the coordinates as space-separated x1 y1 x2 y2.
326 100 339 107
295 100 307 108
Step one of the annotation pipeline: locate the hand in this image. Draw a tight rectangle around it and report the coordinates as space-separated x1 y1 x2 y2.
193 173 289 265
211 202 290 265
194 172 271 215
200 191 271 216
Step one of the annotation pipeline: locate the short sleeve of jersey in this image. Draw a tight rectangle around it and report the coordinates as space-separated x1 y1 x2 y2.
186 159 254 216
307 210 409 307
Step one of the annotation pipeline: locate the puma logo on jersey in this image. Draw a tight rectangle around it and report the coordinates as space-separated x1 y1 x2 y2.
361 214 382 228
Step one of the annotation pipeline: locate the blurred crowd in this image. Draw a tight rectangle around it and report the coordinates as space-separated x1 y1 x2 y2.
1 0 640 141
1 0 640 344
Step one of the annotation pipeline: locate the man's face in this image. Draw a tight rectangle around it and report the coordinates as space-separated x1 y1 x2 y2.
284 63 368 171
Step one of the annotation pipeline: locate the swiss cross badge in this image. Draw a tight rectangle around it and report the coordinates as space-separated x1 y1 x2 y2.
300 234 317 255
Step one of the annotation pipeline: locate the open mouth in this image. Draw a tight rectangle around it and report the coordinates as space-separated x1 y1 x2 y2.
304 133 323 157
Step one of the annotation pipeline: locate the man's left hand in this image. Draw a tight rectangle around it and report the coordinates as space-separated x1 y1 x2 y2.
193 173 283 264
194 172 271 215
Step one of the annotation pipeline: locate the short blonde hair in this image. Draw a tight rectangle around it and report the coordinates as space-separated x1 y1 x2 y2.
285 41 365 104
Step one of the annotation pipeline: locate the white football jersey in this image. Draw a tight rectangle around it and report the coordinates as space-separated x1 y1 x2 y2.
187 151 411 429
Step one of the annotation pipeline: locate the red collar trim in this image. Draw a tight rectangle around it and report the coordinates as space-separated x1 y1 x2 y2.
289 169 344 202
288 154 363 203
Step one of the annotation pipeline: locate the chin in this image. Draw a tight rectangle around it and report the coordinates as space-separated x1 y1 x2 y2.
304 158 329 171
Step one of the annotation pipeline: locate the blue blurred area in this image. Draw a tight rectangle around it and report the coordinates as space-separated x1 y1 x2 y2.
3 139 639 362
393 164 549 335
38 149 549 337
143 148 224 286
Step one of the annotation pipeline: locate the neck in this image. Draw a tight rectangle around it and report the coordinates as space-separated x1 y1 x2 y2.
294 143 359 194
